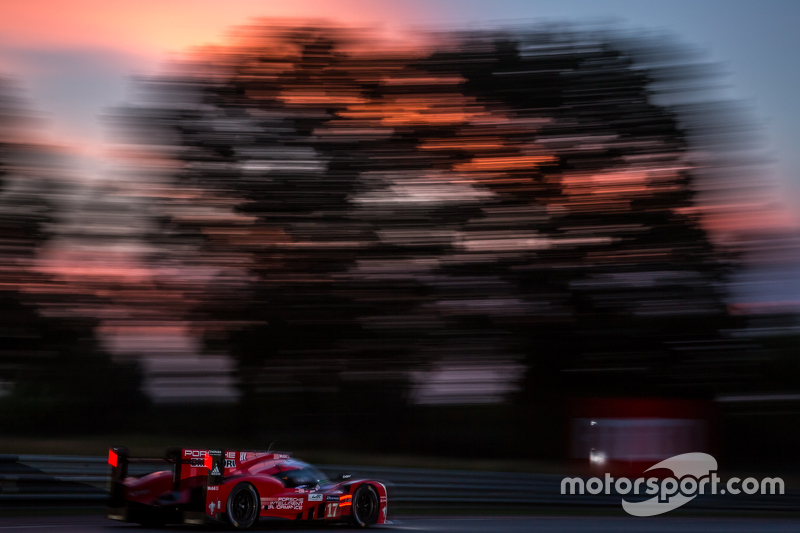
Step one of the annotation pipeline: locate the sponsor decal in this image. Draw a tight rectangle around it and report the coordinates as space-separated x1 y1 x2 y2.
210 464 221 476
190 458 206 467
240 452 247 461
225 459 236 468
277 497 304 510
184 449 208 458
264 497 304 511
326 495 340 501
308 494 323 502
209 501 216 514
185 449 228 461
208 486 219 491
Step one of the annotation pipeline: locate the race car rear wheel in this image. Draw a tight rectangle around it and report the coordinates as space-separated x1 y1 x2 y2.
226 482 259 530
351 484 379 528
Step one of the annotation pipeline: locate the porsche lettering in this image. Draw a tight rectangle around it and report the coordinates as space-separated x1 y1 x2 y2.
276 497 303 510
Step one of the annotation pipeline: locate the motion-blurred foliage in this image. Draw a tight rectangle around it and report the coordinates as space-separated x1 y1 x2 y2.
0 22 778 458
0 80 146 435
109 23 753 456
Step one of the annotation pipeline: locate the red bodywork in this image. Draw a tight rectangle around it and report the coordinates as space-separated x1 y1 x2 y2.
107 447 388 529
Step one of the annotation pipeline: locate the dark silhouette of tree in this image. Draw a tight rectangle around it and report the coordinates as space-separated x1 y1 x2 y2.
119 24 749 456
420 33 744 390
0 79 146 434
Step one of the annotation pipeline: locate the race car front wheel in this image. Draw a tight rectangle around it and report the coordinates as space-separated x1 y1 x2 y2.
226 482 259 530
351 484 379 528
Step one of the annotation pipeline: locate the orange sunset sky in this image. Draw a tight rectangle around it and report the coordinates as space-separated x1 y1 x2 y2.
0 0 440 145
1 0 797 232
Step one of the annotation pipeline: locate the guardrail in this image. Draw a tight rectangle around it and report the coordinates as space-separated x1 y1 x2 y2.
2 454 799 512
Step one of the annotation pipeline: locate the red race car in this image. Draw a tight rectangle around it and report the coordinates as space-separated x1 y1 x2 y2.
107 447 388 530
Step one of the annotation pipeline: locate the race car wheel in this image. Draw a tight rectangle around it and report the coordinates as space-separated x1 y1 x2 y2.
226 482 259 530
351 484 379 528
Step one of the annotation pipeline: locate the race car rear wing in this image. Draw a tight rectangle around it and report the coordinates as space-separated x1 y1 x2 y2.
108 446 176 507
108 445 290 503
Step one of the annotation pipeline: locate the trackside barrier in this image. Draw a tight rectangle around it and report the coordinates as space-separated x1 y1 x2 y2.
1 455 800 511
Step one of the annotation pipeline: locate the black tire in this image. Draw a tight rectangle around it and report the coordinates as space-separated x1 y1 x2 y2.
226 482 259 530
351 484 379 528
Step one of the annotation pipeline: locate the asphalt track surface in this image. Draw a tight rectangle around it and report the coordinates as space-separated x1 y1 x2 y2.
3 515 800 532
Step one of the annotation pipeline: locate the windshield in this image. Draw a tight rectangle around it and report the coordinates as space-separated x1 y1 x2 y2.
275 465 329 488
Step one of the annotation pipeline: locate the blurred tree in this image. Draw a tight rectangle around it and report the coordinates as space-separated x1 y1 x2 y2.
120 24 750 455
0 79 146 434
428 39 741 352
417 32 754 456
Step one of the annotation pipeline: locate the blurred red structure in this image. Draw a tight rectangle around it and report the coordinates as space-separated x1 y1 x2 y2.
570 398 715 477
